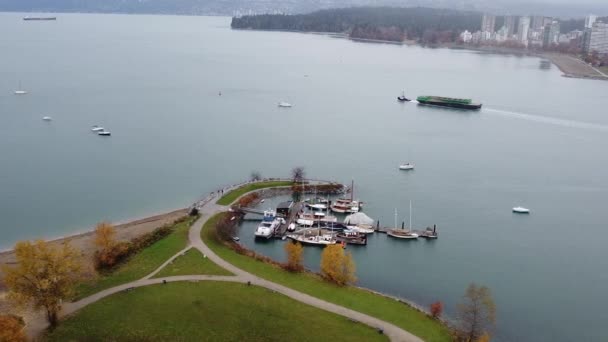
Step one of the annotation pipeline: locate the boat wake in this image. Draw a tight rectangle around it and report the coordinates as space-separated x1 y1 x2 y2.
483 108 608 132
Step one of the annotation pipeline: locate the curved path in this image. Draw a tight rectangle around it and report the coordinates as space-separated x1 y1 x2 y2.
52 182 422 342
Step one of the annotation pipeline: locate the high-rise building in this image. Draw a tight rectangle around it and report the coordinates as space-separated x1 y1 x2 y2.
481 14 496 33
543 21 560 48
583 22 608 54
504 15 516 37
585 15 597 29
518 16 531 44
531 16 545 31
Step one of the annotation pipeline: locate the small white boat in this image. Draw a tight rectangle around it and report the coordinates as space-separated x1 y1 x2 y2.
231 236 240 242
287 223 296 232
98 131 111 136
14 81 27 95
278 102 292 108
42 116 52 121
255 210 280 239
91 126 105 132
512 206 530 214
399 163 414 170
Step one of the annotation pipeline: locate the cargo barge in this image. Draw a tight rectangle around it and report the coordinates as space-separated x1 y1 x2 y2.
416 96 482 110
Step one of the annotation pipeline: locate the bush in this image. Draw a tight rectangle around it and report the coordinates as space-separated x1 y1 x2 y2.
320 245 356 286
0 314 26 342
283 242 304 272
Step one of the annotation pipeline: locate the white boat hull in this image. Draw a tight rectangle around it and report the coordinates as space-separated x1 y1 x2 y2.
399 164 414 170
387 230 419 239
512 207 530 214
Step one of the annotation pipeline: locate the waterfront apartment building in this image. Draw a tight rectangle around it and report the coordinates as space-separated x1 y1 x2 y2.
543 21 560 48
531 16 545 31
504 15 516 37
518 17 531 44
583 22 608 54
481 14 496 33
585 15 597 29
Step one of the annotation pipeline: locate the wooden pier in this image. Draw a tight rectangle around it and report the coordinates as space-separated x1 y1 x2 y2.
273 202 304 238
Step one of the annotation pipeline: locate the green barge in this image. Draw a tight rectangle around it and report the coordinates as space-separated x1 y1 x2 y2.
416 96 482 110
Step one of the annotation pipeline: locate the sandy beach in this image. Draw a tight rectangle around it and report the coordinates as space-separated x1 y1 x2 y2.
0 208 188 282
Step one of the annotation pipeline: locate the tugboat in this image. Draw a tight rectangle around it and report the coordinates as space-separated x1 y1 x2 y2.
397 91 411 102
416 96 482 110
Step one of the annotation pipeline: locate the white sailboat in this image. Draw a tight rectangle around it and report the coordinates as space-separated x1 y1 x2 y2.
387 202 419 240
14 81 27 95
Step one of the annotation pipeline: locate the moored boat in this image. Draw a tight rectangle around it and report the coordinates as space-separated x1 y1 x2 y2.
387 204 419 240
336 230 367 245
512 206 530 214
419 225 438 239
287 232 336 246
98 131 111 136
278 102 292 108
255 210 281 239
399 163 414 170
416 95 482 110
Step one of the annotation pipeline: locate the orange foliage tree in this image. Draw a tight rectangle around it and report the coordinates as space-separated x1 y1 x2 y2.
320 244 356 286
94 222 116 251
456 283 496 342
284 241 304 272
1 241 83 327
0 314 26 342
430 301 443 319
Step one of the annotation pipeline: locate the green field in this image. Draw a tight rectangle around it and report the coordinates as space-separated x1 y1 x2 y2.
153 248 233 278
74 216 196 300
202 213 451 342
216 181 293 205
48 282 387 342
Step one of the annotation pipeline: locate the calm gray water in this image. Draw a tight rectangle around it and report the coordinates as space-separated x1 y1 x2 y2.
2 13 608 342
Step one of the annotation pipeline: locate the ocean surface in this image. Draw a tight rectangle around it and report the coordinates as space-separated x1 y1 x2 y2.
2 13 608 342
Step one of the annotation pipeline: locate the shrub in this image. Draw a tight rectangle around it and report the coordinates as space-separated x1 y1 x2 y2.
320 245 356 286
430 301 443 319
0 314 26 342
283 242 304 272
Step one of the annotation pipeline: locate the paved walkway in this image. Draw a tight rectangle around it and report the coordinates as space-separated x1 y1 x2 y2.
48 182 422 342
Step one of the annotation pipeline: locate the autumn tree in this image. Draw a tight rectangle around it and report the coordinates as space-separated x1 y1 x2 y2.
1 241 84 327
291 166 305 183
456 283 496 342
0 314 26 342
430 301 443 319
215 213 238 242
94 222 116 252
284 241 304 272
320 244 356 286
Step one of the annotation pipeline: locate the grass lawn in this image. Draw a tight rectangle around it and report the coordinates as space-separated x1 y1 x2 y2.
216 181 293 205
153 248 233 278
47 282 387 342
73 216 196 300
202 213 452 342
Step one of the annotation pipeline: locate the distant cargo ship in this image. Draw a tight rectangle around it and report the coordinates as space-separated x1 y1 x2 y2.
416 96 482 110
23 16 57 21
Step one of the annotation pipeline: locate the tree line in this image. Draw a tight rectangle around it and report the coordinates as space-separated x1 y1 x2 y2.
231 7 482 43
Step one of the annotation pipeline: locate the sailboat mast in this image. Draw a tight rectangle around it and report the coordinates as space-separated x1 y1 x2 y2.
394 208 397 229
409 200 412 230
350 179 354 202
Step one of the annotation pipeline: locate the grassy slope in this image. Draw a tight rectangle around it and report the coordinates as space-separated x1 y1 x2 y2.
153 248 233 278
47 282 387 342
74 216 196 299
216 181 293 205
202 213 451 342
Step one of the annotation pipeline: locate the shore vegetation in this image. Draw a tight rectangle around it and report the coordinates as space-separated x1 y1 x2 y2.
216 180 293 205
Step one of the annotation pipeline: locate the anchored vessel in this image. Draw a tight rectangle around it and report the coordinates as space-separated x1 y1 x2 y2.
416 96 482 110
23 16 57 21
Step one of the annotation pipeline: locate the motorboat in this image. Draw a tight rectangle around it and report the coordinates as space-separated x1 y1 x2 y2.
98 131 111 136
397 91 411 102
42 116 52 121
278 102 292 108
330 198 361 214
336 230 367 245
399 163 414 170
255 210 281 239
91 126 105 132
512 206 530 214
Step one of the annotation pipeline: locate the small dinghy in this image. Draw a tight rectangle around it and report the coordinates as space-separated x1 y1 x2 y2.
278 102 292 108
98 130 111 136
399 163 414 170
42 116 52 121
91 125 105 132
512 206 530 214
